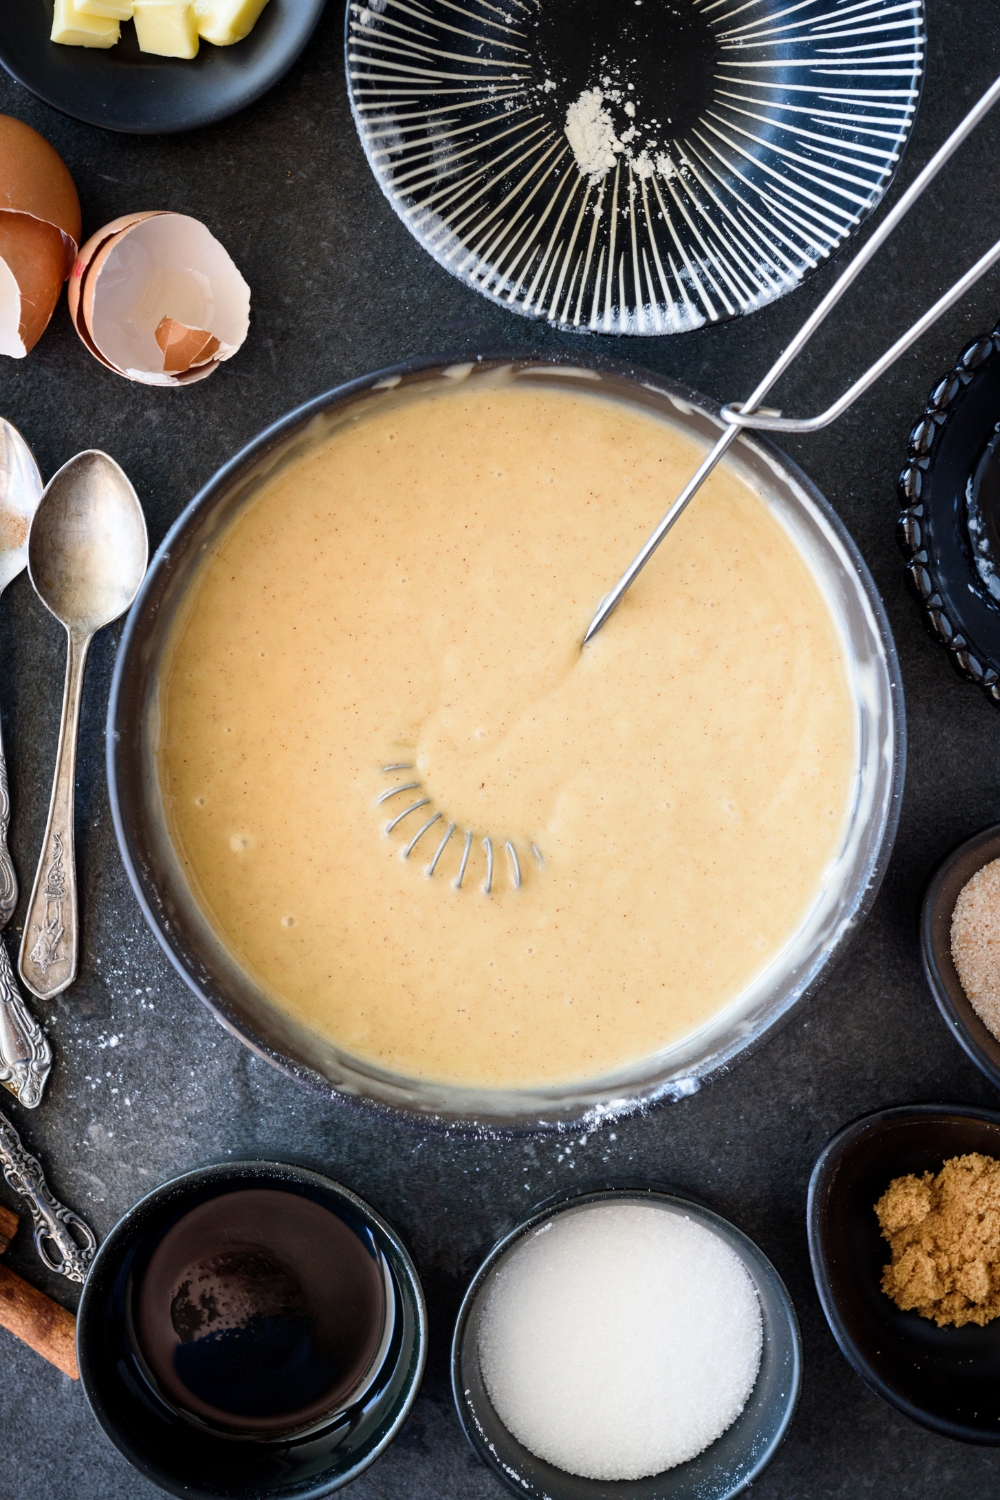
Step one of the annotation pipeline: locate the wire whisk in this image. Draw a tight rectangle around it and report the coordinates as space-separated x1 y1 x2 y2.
377 764 542 894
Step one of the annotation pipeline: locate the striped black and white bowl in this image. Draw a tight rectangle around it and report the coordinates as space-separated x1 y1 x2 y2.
346 0 925 336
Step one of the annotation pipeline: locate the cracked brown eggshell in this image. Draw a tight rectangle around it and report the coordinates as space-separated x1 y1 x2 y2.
0 115 81 359
69 211 250 386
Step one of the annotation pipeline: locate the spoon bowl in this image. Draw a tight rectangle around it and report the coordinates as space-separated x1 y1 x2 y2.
20 450 147 1001
28 451 148 635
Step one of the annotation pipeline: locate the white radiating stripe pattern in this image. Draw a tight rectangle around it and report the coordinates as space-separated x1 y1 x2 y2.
346 0 925 336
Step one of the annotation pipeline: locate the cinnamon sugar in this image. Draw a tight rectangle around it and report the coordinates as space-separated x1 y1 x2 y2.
952 857 1000 1039
0 507 29 553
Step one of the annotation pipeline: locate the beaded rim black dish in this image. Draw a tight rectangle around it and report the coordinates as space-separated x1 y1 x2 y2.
921 822 1000 1092
451 1186 801 1500
808 1104 1000 1445
76 1160 427 1500
346 0 925 336
0 0 326 134
897 320 1000 705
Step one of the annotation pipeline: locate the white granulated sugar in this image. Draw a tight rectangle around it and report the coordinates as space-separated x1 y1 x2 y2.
478 1203 763 1481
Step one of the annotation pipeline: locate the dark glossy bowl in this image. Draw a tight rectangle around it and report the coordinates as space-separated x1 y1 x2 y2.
897 320 1000 706
452 1188 801 1500
107 354 904 1130
922 823 1000 1091
808 1104 1000 1443
0 0 325 134
77 1161 426 1499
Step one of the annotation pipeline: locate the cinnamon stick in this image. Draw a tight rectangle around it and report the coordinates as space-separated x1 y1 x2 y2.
0 1206 79 1378
0 1203 17 1253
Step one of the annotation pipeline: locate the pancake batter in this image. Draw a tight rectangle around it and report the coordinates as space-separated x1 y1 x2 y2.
156 377 856 1089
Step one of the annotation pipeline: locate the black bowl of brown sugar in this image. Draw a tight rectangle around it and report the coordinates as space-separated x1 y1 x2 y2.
808 1104 1000 1443
76 1161 426 1498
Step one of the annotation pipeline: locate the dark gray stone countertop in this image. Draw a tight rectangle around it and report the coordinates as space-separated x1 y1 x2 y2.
2 2 1000 1495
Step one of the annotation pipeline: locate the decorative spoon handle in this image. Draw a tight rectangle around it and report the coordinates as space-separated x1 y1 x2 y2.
19 628 90 1001
0 714 17 929
0 940 51 1109
0 704 47 1108
0 1108 95 1282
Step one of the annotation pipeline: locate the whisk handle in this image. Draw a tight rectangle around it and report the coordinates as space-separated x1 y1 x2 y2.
584 69 1000 643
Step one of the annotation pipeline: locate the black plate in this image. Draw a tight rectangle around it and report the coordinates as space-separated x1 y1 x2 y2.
808 1104 1000 1444
921 823 1000 1092
0 0 326 134
897 320 1000 705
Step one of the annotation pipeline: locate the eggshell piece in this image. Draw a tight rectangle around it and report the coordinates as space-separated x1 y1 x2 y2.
68 216 147 372
0 213 70 356
70 209 159 304
69 210 156 340
155 317 221 373
0 257 22 360
70 211 250 386
0 117 81 266
0 120 81 359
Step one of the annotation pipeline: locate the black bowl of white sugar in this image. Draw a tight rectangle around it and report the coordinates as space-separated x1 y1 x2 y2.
451 1189 801 1499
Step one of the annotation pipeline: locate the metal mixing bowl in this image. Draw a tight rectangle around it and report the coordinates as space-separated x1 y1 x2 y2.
108 356 904 1128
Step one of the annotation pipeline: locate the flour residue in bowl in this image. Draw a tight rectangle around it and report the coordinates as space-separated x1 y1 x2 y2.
564 76 670 184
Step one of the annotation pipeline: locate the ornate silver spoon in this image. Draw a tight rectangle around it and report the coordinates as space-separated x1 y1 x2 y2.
0 1107 95 1282
0 421 51 1107
19 452 148 1001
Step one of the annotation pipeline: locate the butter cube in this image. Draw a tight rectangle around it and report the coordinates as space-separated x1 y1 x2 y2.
193 0 270 46
74 0 134 18
133 0 199 57
51 0 120 46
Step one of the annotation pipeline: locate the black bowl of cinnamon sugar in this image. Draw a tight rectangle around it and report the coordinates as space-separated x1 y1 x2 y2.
808 1104 1000 1443
922 823 1000 1091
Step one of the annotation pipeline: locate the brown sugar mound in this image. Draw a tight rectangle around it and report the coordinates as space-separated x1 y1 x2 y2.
876 1153 1000 1327
951 858 1000 1040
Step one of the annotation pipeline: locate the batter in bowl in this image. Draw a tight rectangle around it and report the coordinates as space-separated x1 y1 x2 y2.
156 375 857 1090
